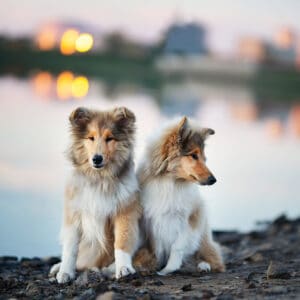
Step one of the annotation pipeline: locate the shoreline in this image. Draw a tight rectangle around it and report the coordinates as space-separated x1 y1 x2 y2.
1 214 299 299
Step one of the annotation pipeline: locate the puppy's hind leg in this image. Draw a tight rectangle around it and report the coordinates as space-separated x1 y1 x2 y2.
196 232 225 273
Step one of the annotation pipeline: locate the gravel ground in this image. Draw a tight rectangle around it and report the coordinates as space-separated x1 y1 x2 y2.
1 215 299 299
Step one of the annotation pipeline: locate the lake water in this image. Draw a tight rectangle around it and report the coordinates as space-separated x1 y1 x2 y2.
0 74 300 257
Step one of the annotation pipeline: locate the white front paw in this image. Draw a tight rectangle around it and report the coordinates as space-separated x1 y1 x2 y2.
115 249 135 279
49 262 61 277
56 270 75 284
157 268 173 276
198 261 211 272
115 264 136 279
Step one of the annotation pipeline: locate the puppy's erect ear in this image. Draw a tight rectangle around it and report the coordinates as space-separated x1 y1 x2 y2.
177 116 189 140
113 106 136 127
69 107 91 127
201 128 215 139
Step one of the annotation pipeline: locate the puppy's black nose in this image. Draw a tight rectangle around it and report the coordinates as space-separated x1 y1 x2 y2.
92 154 103 166
207 175 217 185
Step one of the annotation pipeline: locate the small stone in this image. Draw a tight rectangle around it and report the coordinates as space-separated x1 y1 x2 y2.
0 256 18 263
25 282 41 297
131 279 143 287
148 279 164 286
181 283 192 291
96 291 115 300
75 271 88 286
266 286 288 294
247 282 256 289
247 252 264 263
79 288 95 299
267 261 291 279
202 289 214 298
216 294 233 300
43 256 61 265
137 288 148 294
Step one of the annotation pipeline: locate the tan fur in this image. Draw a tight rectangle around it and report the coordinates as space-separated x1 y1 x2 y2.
64 185 79 226
133 247 157 272
188 207 200 229
61 107 139 271
113 196 141 253
195 231 226 272
137 117 225 273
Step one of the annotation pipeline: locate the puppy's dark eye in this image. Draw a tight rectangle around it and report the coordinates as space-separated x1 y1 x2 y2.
106 137 114 143
88 136 94 141
191 153 198 160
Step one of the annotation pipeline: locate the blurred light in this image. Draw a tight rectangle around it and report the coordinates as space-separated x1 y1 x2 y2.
75 33 94 53
56 71 74 99
31 72 53 98
289 104 300 137
36 27 57 50
71 76 89 98
60 29 79 55
274 27 294 49
231 101 258 122
266 118 283 138
238 38 266 62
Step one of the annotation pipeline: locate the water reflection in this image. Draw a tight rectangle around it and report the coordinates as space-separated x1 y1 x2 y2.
31 71 89 100
0 75 299 257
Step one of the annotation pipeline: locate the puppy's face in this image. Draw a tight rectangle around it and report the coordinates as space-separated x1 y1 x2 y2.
83 122 116 169
69 107 135 174
165 117 216 185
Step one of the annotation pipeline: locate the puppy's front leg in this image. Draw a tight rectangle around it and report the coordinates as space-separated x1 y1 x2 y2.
157 248 184 276
114 199 140 279
157 233 188 276
56 225 79 283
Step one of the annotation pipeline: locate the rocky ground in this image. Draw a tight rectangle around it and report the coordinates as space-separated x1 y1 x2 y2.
1 215 299 299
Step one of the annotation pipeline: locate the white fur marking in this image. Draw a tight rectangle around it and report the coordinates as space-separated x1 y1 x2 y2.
115 249 135 279
56 226 79 283
198 261 211 272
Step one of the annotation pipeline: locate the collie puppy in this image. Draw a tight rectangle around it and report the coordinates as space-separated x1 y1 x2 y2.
136 117 225 275
50 107 141 283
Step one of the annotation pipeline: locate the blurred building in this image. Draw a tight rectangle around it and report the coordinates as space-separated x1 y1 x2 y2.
164 22 208 55
266 27 298 66
237 28 300 67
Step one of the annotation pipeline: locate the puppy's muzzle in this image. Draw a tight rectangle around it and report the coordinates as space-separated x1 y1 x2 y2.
92 154 103 169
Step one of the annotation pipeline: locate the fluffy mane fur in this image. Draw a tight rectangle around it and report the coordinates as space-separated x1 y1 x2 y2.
135 116 225 275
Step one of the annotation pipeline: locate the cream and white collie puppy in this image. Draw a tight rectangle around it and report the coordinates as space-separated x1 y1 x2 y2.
136 117 225 275
50 107 141 283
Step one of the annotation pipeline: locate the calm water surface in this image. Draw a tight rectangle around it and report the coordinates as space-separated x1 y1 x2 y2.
0 75 299 257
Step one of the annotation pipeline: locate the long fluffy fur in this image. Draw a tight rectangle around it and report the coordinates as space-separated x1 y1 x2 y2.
50 107 141 283
135 117 225 275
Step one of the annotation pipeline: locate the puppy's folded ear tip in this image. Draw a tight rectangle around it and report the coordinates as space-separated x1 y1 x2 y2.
209 129 215 135
114 106 136 123
201 128 215 139
69 107 91 126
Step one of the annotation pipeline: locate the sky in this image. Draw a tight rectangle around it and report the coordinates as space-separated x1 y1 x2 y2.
1 0 300 53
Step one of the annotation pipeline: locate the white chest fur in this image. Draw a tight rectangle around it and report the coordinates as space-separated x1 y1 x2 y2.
142 177 204 264
68 171 138 247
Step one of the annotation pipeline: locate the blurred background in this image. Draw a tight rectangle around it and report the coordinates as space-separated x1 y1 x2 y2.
1 0 300 257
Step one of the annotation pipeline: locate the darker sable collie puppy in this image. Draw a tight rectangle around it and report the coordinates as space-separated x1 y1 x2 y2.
50 107 141 283
135 117 225 275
